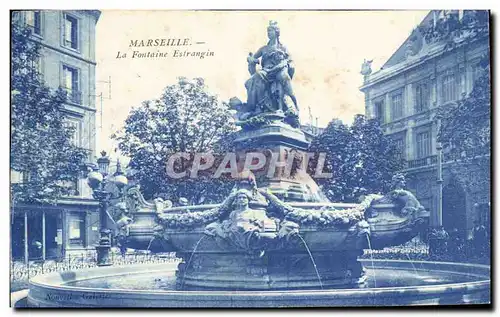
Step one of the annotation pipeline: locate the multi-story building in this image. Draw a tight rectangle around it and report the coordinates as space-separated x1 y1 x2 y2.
11 10 101 262
360 10 490 239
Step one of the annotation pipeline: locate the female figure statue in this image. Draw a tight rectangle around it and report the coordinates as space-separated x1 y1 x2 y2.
245 21 299 115
204 189 277 252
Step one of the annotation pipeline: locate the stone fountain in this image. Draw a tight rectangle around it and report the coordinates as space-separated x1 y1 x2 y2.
26 21 489 307
118 20 429 290
121 173 429 290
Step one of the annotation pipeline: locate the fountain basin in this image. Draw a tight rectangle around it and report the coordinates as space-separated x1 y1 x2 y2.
27 260 490 307
126 202 426 252
121 196 428 290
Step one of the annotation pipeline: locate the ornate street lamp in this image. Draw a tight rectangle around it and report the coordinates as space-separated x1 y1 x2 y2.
97 151 111 176
87 151 128 266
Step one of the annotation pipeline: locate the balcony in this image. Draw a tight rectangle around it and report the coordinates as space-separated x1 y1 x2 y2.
407 155 438 169
61 87 82 105
406 149 490 170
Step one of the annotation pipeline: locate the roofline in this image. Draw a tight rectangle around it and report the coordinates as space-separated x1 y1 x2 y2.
359 34 488 91
380 11 435 70
89 10 101 21
72 10 101 22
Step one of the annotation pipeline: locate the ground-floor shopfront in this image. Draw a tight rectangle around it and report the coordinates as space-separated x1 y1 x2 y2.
11 198 100 263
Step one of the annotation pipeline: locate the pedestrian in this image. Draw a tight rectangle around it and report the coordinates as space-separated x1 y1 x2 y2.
472 220 487 258
448 228 463 261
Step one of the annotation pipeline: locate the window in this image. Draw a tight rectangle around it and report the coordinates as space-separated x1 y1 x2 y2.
68 177 80 196
10 171 22 184
22 171 30 184
393 138 406 161
472 64 484 84
62 65 81 104
65 120 80 146
391 93 403 120
63 14 79 50
416 131 432 158
31 56 43 79
477 203 490 231
374 100 385 124
62 119 81 196
442 74 458 103
415 81 430 112
69 217 85 245
26 11 41 36
12 11 22 24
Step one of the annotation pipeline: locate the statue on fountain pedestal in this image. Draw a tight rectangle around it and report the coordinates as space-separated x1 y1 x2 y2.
231 20 300 129
114 202 133 256
205 189 278 252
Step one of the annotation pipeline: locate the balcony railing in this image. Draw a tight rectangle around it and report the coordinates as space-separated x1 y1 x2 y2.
443 148 490 162
407 155 438 169
61 87 82 105
406 149 490 170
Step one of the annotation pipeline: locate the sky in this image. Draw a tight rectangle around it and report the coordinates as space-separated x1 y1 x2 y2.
94 10 429 154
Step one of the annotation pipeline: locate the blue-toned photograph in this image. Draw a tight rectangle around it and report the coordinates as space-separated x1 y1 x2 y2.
10 10 491 308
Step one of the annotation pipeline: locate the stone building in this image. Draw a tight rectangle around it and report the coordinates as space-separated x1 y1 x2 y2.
359 10 490 239
11 10 101 262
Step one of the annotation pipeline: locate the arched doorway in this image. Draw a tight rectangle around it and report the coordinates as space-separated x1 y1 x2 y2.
443 182 467 237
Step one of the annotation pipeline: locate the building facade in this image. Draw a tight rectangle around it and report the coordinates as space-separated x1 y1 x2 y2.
11 10 101 262
359 10 490 239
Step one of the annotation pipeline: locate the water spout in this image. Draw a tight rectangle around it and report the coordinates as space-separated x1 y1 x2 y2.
366 235 377 288
405 253 420 277
180 235 205 289
146 237 155 252
297 234 323 290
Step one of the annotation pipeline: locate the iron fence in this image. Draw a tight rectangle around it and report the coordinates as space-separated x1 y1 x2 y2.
361 244 429 261
10 252 180 283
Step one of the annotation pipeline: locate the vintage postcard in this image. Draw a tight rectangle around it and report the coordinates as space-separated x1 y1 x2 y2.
10 9 491 308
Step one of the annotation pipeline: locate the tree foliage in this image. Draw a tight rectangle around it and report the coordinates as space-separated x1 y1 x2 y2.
309 115 405 203
438 54 490 194
11 22 88 204
419 10 489 48
114 77 237 204
438 55 490 160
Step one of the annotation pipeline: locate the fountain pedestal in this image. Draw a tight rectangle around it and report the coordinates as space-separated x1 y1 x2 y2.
233 123 327 203
176 249 366 290
119 118 429 291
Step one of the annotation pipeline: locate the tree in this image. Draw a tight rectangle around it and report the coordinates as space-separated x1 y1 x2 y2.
308 120 352 202
438 54 490 197
309 115 405 202
11 21 88 204
418 10 489 49
114 77 237 204
438 55 490 160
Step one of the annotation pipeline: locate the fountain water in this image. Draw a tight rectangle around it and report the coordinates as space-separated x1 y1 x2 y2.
405 253 420 277
180 235 205 289
298 234 323 289
366 235 377 288
146 236 155 252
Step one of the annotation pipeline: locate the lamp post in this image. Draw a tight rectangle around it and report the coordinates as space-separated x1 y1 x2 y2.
87 151 128 266
428 119 447 259
436 139 444 229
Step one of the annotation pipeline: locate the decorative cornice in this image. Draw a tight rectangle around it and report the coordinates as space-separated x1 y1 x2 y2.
35 39 97 66
360 36 488 91
13 198 100 213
